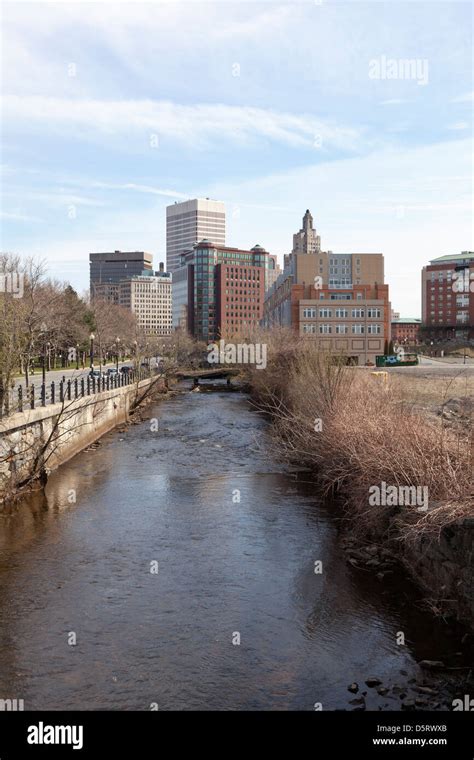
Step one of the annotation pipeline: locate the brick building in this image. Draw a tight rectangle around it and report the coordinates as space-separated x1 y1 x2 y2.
264 211 390 365
175 241 269 342
421 252 473 341
391 318 421 344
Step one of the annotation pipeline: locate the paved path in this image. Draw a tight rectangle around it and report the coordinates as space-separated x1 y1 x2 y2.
9 362 133 406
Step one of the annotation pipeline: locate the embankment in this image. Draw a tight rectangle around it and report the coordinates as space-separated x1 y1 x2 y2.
246 335 474 629
0 377 164 503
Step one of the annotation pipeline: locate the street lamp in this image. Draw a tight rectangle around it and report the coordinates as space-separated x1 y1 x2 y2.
115 337 121 372
40 322 48 385
90 333 95 370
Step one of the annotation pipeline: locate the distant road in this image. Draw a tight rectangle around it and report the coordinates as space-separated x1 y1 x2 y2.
10 362 133 405
418 354 474 368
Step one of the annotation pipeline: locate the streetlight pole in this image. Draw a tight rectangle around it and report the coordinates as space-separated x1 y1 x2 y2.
40 322 48 385
116 337 120 372
133 340 138 373
90 333 95 370
76 344 79 371
42 338 46 385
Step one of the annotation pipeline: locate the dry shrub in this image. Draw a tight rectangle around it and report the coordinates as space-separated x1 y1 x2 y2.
250 339 473 539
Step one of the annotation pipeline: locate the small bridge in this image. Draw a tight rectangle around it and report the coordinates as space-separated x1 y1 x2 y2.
175 368 240 385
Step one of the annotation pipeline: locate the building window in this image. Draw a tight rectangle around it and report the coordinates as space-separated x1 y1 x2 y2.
319 324 332 334
352 324 365 334
351 308 364 318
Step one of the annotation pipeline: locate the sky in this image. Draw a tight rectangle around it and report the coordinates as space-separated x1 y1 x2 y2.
1 0 472 317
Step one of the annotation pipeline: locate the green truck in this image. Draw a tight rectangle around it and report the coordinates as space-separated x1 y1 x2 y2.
375 353 419 367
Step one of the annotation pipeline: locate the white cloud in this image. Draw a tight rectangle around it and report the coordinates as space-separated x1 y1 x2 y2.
451 91 474 103
2 95 363 152
89 182 190 199
0 211 43 223
4 190 109 207
447 121 470 131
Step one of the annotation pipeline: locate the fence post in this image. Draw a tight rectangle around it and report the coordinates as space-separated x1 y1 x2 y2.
41 382 46 407
92 377 96 394
107 375 110 391
18 385 23 412
87 377 90 395
30 384 35 410
81 378 85 397
59 380 64 403
67 379 71 401
51 381 55 404
74 379 78 399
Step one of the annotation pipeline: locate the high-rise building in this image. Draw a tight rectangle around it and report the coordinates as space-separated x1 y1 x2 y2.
89 250 153 298
172 265 191 331
118 267 172 336
166 198 226 272
264 212 390 365
267 254 282 291
175 241 269 342
421 251 473 341
292 209 321 255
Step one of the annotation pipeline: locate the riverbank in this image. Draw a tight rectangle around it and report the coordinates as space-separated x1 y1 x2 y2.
245 333 474 630
0 375 170 505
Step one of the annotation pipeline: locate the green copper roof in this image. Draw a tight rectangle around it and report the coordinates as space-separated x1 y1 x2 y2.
430 251 474 264
392 318 421 323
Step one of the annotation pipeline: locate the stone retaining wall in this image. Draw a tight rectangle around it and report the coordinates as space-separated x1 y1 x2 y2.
0 379 154 501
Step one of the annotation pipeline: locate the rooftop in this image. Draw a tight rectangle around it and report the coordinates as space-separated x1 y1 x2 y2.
392 318 421 324
429 251 474 264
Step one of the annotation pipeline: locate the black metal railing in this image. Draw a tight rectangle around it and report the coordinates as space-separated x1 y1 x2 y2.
2 366 158 417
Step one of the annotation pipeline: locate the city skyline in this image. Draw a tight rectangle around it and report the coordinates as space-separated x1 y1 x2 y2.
1 1 472 318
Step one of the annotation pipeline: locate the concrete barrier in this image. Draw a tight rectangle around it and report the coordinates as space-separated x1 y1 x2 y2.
0 378 154 501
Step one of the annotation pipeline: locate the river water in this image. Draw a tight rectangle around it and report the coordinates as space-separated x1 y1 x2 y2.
0 388 469 710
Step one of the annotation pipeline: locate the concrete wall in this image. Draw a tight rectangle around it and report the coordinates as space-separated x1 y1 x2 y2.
0 379 153 501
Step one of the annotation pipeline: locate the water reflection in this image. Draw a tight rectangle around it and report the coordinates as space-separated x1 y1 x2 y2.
0 391 471 710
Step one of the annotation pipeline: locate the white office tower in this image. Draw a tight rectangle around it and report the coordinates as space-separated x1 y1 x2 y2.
166 198 225 272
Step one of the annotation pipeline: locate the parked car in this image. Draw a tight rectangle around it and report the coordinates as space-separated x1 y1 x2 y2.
120 365 132 374
107 367 118 376
88 369 102 379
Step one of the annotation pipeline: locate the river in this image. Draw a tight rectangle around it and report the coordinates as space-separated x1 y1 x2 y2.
0 387 469 710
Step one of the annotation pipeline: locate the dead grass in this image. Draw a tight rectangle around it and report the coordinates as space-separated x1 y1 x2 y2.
247 334 473 541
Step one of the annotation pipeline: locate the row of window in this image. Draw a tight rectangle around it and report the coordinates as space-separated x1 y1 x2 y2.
303 324 382 334
302 308 381 318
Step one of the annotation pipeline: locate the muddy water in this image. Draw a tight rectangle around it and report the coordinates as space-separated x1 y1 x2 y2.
0 389 469 710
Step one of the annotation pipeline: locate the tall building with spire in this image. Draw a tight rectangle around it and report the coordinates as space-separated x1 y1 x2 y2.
292 209 321 255
264 210 390 366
